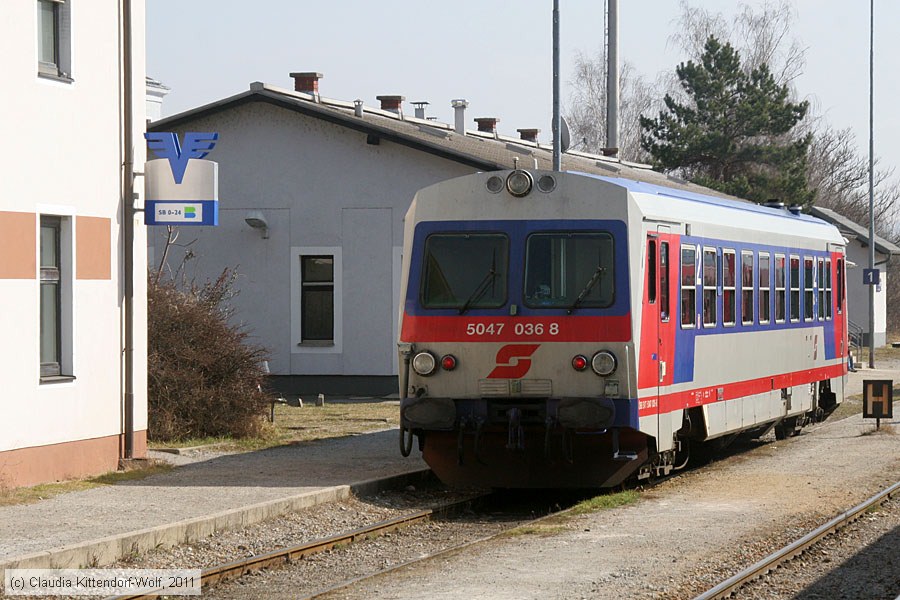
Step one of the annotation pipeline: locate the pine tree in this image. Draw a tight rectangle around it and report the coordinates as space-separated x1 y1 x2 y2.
640 36 813 206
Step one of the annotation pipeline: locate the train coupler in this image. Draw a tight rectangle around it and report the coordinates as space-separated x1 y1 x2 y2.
506 408 525 451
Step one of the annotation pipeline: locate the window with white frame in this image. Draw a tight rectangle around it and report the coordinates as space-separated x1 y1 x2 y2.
702 248 717 327
37 0 72 80
759 252 771 324
817 258 827 320
774 254 786 323
741 250 754 325
804 256 815 321
825 258 832 320
790 255 800 322
680 245 696 328
301 255 334 342
723 249 735 326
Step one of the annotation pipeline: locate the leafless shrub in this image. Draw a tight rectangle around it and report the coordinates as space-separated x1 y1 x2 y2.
147 269 270 441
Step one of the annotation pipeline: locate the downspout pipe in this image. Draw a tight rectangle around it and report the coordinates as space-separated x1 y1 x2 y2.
123 0 135 458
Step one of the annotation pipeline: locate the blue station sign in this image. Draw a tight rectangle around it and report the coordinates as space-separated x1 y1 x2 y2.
144 132 219 226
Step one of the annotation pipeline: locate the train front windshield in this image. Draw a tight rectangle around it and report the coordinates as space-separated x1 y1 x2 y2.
525 233 615 308
421 233 508 310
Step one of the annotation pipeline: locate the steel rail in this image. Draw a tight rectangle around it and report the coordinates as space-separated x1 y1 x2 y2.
105 496 482 600
694 480 900 600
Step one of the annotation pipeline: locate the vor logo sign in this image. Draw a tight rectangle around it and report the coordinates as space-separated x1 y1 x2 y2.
145 132 219 184
487 344 540 379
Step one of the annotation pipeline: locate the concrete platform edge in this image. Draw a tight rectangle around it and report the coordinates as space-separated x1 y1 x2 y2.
0 468 431 572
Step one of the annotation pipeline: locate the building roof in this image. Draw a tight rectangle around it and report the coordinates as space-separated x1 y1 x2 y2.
808 206 900 258
149 81 743 201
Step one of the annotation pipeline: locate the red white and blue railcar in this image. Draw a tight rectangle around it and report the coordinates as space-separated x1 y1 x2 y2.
397 169 848 488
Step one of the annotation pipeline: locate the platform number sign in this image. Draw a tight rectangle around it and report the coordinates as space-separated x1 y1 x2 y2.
863 268 880 285
863 379 893 429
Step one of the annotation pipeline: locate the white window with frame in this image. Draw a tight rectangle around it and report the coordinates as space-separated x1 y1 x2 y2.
702 247 717 327
824 258 832 320
790 255 800 323
741 250 754 325
759 252 771 325
774 254 786 323
817 258 829 320
39 214 73 380
804 256 815 321
290 247 342 354
680 245 696 328
37 0 72 81
723 249 736 327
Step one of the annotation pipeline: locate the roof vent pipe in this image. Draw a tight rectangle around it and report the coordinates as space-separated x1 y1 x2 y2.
290 72 323 101
412 101 429 119
376 95 404 117
764 199 786 209
517 128 540 143
475 117 499 137
451 99 468 134
788 204 803 215
354 99 364 118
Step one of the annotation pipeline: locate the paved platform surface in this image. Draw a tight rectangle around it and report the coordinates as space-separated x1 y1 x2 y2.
0 429 427 571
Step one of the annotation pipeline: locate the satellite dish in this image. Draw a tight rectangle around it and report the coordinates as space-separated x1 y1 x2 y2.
560 116 571 153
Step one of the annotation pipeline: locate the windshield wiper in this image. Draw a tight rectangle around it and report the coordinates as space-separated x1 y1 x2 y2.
458 252 497 315
567 266 605 314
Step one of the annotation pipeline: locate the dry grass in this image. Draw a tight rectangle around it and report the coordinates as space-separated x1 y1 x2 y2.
0 461 174 507
149 400 400 452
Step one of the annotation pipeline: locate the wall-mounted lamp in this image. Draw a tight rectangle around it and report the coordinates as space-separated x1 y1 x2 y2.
244 210 269 239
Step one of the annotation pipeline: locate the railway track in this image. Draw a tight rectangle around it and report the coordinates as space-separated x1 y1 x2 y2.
694 480 900 600
105 494 485 600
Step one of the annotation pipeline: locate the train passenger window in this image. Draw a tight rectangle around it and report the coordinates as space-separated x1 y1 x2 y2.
680 245 696 328
837 258 844 314
524 232 614 309
825 258 834 321
804 257 815 321
759 252 771 324
660 242 670 321
741 250 754 325
702 248 717 327
790 255 800 322
774 254 786 323
648 240 657 304
817 258 826 320
723 249 736 326
421 233 508 309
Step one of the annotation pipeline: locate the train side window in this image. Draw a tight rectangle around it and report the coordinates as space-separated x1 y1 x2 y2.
817 258 826 320
804 256 814 321
741 250 754 325
702 247 717 327
680 245 696 328
774 254 786 323
648 240 657 304
825 258 833 320
836 258 844 314
759 252 771 325
790 255 800 322
660 242 670 321
723 249 736 326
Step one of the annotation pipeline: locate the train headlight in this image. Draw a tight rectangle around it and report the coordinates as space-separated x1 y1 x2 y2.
506 170 534 197
486 175 504 193
412 352 437 376
592 351 617 376
536 174 556 193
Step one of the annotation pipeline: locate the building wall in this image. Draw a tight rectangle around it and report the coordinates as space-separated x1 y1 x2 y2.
845 242 888 347
0 1 147 487
149 102 473 385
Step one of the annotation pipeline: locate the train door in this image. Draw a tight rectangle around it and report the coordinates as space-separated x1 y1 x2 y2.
647 227 675 451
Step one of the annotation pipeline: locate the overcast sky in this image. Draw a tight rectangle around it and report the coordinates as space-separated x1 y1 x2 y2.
147 1 899 177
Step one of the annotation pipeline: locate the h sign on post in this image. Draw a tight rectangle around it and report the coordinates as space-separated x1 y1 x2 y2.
144 132 219 226
863 268 880 285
